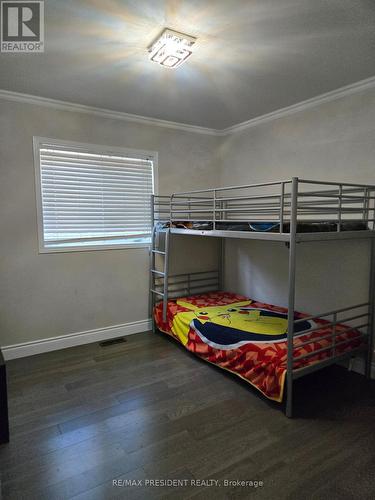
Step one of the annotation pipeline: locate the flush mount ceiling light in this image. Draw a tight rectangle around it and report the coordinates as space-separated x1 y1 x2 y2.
148 28 196 69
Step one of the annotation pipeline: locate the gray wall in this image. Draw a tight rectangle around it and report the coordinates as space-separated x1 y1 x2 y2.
218 87 375 313
0 100 219 347
1 86 374 348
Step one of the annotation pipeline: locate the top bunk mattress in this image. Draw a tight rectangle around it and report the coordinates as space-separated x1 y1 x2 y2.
154 292 363 402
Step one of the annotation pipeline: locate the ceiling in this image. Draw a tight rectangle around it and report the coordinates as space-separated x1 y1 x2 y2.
1 0 375 129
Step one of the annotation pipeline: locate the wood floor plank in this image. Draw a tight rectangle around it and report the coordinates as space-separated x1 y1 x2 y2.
0 331 374 500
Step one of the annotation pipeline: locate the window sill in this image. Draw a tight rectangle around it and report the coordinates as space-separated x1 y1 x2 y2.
39 239 151 253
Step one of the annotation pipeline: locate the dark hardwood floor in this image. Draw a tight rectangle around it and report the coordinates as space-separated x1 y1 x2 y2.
0 331 374 500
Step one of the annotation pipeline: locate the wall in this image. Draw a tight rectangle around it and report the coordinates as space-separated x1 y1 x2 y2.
218 87 375 314
0 100 220 348
1 85 374 351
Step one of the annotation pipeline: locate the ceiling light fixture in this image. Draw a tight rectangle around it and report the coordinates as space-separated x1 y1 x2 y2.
148 28 196 69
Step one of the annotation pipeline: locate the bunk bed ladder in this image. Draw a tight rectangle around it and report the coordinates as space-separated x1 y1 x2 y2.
149 225 157 333
149 225 170 331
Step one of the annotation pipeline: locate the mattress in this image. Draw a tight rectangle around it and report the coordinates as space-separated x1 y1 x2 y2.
154 292 363 402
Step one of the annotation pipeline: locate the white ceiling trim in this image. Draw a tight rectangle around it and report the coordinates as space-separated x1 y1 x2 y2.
1 74 375 137
0 89 220 136
222 75 375 135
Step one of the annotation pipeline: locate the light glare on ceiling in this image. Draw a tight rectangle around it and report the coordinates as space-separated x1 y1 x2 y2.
148 28 196 69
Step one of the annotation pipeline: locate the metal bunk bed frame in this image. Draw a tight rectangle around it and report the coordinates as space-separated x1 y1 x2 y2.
150 177 375 417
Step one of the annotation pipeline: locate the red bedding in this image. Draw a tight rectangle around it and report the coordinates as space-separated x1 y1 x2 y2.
154 292 362 402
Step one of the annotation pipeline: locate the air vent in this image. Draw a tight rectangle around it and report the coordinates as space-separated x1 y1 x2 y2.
99 337 127 347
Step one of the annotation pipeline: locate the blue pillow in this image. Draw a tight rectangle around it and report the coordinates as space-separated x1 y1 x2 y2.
249 222 279 232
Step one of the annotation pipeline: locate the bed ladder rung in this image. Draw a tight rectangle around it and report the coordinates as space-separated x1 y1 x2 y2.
151 289 164 296
151 270 165 276
152 250 166 255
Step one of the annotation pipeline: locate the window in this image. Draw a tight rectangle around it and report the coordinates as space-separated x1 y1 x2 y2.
34 138 157 252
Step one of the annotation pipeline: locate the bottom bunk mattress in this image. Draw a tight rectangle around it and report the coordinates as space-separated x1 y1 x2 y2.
154 292 363 402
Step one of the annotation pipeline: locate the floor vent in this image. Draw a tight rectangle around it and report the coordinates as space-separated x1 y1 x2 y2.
99 337 127 347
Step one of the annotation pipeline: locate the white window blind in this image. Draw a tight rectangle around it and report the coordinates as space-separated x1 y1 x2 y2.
34 138 155 251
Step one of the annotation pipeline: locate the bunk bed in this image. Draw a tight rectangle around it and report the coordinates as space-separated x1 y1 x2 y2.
149 177 375 417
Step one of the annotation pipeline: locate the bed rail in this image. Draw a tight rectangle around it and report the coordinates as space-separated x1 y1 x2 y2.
290 302 370 377
153 178 375 236
152 270 220 303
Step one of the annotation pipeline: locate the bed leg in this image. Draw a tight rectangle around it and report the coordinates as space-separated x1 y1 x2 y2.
366 239 375 379
286 378 293 418
286 177 298 418
152 315 156 334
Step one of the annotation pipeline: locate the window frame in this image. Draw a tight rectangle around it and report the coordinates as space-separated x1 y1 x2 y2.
33 137 158 253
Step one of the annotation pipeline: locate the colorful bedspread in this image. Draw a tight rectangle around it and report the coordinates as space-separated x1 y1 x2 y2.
154 292 362 402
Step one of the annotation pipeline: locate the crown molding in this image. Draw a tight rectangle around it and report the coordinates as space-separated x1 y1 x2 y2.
1 74 375 137
222 75 375 135
0 89 221 136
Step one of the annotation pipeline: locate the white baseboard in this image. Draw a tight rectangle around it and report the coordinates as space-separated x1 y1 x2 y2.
340 356 375 378
1 319 152 360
